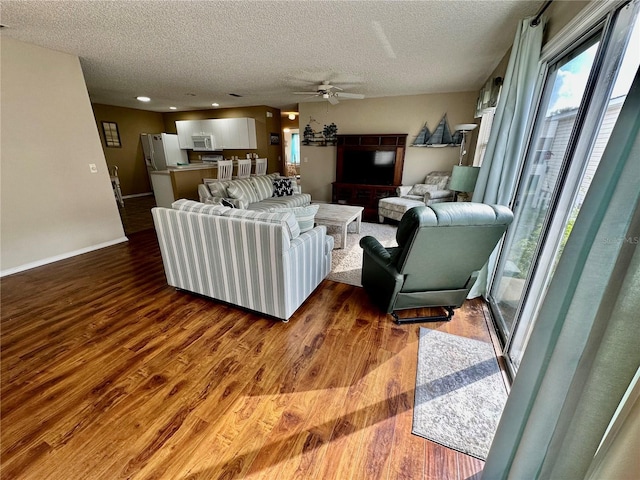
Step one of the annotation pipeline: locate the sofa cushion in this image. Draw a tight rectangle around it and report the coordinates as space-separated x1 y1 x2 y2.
272 177 294 197
423 172 450 190
250 175 275 201
204 179 232 198
227 178 259 204
274 204 319 233
172 199 230 215
221 208 300 239
247 193 312 211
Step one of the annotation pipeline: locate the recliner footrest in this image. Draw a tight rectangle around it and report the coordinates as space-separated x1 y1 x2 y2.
391 306 455 324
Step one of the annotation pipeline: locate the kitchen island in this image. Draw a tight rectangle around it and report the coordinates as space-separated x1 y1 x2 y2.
150 164 217 207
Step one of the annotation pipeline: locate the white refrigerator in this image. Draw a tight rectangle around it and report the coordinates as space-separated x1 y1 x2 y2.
141 133 188 170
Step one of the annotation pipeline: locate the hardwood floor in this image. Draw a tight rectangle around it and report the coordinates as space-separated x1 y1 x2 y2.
1 228 491 479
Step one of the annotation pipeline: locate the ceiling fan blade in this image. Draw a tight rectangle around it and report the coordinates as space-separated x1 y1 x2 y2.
327 95 339 105
293 91 320 95
335 92 365 99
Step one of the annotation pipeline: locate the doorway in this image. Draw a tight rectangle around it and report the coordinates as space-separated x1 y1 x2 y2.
283 128 300 178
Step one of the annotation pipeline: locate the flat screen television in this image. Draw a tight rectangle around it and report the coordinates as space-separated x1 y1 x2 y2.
341 149 396 185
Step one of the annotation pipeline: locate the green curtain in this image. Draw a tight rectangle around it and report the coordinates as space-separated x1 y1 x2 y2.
482 67 640 479
468 16 545 298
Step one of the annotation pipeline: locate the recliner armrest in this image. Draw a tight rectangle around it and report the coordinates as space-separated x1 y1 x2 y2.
360 236 391 263
360 236 401 273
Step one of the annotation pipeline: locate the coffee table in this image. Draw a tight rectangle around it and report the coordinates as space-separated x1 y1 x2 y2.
314 203 364 249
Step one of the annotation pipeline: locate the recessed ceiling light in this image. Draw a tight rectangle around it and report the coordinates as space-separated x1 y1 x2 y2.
212 103 220 107
136 96 151 102
169 106 177 110
288 113 296 120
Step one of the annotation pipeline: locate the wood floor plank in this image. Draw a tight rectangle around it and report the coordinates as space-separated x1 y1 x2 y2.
1 229 494 480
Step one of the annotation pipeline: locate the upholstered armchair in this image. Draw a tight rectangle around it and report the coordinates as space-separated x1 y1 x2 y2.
360 203 513 324
378 171 453 222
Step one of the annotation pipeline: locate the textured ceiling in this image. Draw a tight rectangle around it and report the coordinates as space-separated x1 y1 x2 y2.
1 0 544 112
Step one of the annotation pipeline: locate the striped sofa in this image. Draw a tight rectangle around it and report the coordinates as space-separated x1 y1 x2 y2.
197 173 311 211
152 200 333 322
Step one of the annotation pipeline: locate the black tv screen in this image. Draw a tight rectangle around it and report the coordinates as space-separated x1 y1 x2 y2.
342 150 396 185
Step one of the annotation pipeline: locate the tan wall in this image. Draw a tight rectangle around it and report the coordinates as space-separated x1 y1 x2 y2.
92 104 164 196
299 92 478 202
544 1 591 44
162 106 283 174
1 37 125 274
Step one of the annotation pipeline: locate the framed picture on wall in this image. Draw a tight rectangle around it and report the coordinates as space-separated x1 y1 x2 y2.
101 121 122 148
270 133 280 145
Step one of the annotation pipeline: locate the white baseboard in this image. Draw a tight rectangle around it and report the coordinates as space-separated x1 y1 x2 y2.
123 192 154 199
1 236 129 278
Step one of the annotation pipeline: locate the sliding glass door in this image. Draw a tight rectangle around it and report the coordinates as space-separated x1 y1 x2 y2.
488 2 640 373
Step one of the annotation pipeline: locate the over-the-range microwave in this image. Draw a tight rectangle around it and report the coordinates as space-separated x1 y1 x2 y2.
192 135 215 151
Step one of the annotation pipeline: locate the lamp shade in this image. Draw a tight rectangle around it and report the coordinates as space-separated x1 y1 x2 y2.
453 123 478 132
449 165 480 192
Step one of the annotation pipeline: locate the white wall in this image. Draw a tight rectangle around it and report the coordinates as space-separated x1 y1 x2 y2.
299 92 478 202
1 37 126 275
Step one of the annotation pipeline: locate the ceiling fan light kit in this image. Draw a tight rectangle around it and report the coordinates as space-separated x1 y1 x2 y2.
293 80 365 104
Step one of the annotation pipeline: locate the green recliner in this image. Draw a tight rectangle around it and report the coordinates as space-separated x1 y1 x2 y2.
360 203 513 324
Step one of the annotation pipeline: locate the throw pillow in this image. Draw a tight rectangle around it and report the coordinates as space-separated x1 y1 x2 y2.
272 178 294 197
423 173 450 190
407 183 438 196
227 180 258 205
205 180 229 198
172 199 228 215
221 209 300 239
274 204 319 233
250 175 275 201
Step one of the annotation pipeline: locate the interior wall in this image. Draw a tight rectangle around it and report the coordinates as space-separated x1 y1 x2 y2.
92 104 164 196
544 1 591 44
1 37 126 274
162 106 283 173
299 92 477 202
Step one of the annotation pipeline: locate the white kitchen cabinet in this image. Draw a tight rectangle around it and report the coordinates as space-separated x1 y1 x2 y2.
175 118 256 150
223 118 257 149
176 120 218 149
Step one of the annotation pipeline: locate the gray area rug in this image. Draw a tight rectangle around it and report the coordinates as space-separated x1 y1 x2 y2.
413 328 508 460
325 222 397 286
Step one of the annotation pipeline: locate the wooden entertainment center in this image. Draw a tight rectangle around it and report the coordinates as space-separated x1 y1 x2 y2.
332 133 407 222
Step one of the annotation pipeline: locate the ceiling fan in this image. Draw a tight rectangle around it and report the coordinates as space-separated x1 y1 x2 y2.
293 81 365 105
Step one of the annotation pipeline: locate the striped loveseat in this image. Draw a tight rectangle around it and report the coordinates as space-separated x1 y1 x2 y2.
152 200 333 322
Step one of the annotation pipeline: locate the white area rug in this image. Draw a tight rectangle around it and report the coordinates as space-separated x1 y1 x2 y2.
413 328 508 460
325 222 397 287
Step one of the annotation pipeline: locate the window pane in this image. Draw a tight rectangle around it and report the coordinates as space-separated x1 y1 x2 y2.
508 12 640 367
490 36 601 341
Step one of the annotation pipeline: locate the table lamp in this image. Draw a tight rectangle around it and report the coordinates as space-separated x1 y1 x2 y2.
450 123 479 201
449 165 480 201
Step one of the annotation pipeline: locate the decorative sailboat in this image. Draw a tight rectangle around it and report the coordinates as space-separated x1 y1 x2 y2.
412 122 432 146
425 114 454 146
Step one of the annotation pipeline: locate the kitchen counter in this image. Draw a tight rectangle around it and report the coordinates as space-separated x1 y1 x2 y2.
166 163 218 171
150 165 218 206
